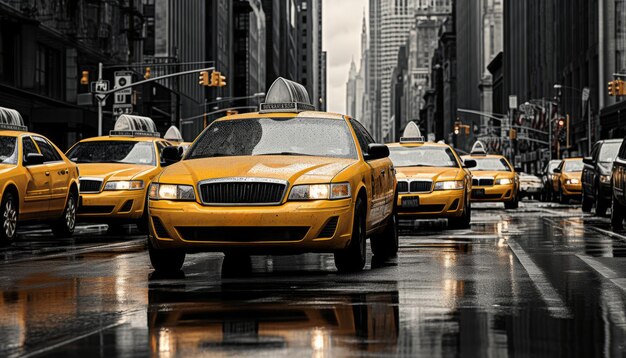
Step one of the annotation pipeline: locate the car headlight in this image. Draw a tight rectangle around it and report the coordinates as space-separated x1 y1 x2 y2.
600 175 611 184
565 178 580 185
434 180 464 190
104 180 144 191
288 183 351 201
496 178 513 185
149 183 196 201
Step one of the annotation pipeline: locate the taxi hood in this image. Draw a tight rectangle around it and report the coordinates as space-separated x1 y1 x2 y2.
395 167 463 181
161 156 357 185
77 163 155 181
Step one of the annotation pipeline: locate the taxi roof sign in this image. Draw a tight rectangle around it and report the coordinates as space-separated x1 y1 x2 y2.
399 122 425 143
259 77 316 113
470 141 488 155
164 126 183 142
110 114 160 137
0 107 27 132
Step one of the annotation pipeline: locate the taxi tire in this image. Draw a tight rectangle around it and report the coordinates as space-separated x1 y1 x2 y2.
0 191 18 246
148 239 185 273
449 196 471 229
611 196 625 231
558 189 569 205
505 194 519 209
52 191 76 238
334 198 367 272
136 193 149 234
371 213 398 258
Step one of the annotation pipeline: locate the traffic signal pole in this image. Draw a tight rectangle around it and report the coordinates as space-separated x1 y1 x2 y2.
98 62 103 136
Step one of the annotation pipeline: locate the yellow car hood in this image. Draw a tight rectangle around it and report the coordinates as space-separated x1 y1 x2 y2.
395 167 462 181
161 156 357 185
469 170 515 180
77 163 155 181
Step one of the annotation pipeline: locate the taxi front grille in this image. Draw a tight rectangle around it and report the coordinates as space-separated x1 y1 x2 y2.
79 179 103 193
198 180 287 205
410 181 433 193
472 178 494 187
176 226 309 242
397 181 409 193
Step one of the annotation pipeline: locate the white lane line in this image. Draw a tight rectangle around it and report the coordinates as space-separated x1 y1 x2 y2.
576 254 626 294
508 239 572 318
586 225 626 242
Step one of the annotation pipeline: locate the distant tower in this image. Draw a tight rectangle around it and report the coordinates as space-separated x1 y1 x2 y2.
346 58 358 117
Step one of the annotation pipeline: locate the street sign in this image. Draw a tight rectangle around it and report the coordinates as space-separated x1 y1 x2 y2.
509 95 518 110
582 87 590 102
113 104 133 116
114 71 133 95
95 93 108 104
115 93 127 104
93 80 109 93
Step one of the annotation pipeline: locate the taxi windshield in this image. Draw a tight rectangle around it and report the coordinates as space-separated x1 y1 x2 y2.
0 136 17 165
471 157 512 171
186 117 358 160
388 146 459 168
564 160 583 173
67 141 155 165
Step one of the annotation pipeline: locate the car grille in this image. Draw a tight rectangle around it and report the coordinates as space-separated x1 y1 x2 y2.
397 181 409 193
410 180 433 193
199 179 288 205
472 178 494 187
79 179 103 193
176 226 309 242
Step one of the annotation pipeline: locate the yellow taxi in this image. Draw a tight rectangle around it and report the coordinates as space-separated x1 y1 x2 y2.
462 142 520 209
164 126 193 155
148 78 397 273
553 157 583 204
66 115 172 232
387 123 475 229
0 107 79 245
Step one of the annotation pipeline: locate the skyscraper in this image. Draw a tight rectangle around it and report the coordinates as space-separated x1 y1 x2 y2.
234 0 267 105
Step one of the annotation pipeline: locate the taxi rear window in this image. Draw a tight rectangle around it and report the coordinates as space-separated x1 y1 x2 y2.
67 141 155 166
0 136 17 165
389 146 459 168
186 117 358 160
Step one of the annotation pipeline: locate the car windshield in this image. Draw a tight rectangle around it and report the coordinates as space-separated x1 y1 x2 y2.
564 160 583 172
186 117 358 160
0 136 17 165
67 141 156 165
388 146 459 168
471 157 512 171
599 142 621 162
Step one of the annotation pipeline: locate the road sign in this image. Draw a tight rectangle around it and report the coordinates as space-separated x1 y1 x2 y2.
114 71 133 95
93 80 109 93
115 93 127 104
95 93 108 104
509 95 518 110
113 104 133 116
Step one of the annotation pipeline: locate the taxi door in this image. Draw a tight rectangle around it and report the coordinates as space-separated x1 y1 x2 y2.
33 136 70 216
20 136 51 220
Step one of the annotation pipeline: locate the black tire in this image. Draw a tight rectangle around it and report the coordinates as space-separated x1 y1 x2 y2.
371 213 398 258
0 191 18 246
582 194 593 212
136 195 149 234
505 193 519 209
334 198 367 272
51 191 77 238
611 196 625 231
148 239 185 273
449 195 471 229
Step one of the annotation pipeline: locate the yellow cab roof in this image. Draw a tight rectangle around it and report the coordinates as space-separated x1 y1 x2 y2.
78 134 161 143
216 110 347 121
0 130 34 138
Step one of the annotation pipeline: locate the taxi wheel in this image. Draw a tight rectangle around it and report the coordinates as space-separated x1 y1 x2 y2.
611 196 625 231
148 239 185 273
334 198 367 272
52 191 76 238
0 192 18 246
558 190 569 205
371 213 398 259
504 194 519 209
449 196 471 229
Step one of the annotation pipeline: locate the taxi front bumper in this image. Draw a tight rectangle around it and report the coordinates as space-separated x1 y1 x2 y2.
78 189 146 221
148 198 355 253
470 183 515 202
396 190 465 219
562 183 582 196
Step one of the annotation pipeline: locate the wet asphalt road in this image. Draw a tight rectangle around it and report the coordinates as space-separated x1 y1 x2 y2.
1 201 626 357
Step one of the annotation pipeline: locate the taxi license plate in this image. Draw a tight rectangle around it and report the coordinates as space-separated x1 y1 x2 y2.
472 189 485 197
402 197 420 208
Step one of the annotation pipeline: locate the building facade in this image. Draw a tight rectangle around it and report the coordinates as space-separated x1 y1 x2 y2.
234 0 267 107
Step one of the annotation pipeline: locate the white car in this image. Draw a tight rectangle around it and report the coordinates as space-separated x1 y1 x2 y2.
519 172 543 200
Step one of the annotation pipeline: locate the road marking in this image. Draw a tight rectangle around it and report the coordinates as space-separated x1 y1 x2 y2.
586 225 626 242
508 239 572 318
576 254 626 294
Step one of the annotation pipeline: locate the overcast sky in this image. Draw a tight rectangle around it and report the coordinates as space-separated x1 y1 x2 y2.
322 0 368 113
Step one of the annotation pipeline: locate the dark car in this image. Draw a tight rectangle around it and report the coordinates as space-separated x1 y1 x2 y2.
612 138 626 230
582 139 623 215
541 160 562 202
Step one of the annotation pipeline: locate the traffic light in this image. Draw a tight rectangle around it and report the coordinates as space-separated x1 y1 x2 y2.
557 117 566 128
454 121 461 135
509 128 517 140
144 67 151 80
80 71 89 85
609 80 617 96
226 110 238 116
198 71 210 86
210 71 220 87
218 73 227 87
617 79 626 96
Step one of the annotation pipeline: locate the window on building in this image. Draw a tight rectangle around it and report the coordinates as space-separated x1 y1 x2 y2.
35 44 62 99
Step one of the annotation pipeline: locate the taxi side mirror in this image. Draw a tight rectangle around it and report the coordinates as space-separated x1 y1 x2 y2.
583 157 593 165
553 167 561 174
161 146 183 166
365 144 389 161
24 153 45 166
463 159 477 169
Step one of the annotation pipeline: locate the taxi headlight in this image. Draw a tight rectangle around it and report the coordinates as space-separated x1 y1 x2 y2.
434 181 464 191
104 180 144 191
496 178 513 185
565 178 580 185
149 183 195 201
288 183 351 201
600 175 611 184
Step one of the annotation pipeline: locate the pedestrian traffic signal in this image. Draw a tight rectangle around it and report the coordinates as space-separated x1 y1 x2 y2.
199 71 210 86
210 71 220 87
218 73 227 87
80 71 89 85
144 67 151 80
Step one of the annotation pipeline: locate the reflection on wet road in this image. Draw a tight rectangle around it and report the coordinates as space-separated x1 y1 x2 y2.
1 202 626 356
